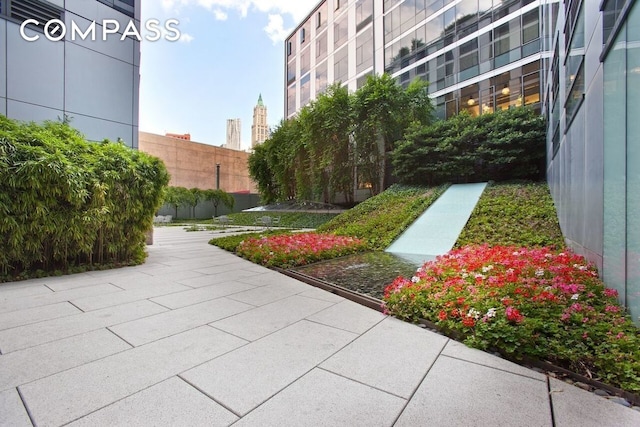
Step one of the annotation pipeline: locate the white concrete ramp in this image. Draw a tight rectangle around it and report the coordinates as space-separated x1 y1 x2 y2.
386 183 488 264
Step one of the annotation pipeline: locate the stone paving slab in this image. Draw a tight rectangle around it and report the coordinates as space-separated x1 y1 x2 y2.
210 295 335 341
236 271 314 288
0 283 52 299
175 270 262 288
0 388 31 427
549 378 640 426
307 299 386 334
321 317 449 399
19 326 247 427
66 377 238 427
183 320 356 416
150 281 257 309
0 300 166 353
0 283 121 315
226 282 311 307
0 301 81 331
21 273 115 292
233 368 406 427
442 339 547 381
297 287 346 303
110 297 254 346
0 328 130 391
71 282 192 311
395 355 552 426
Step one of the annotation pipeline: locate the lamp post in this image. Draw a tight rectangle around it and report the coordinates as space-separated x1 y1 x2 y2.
216 163 220 190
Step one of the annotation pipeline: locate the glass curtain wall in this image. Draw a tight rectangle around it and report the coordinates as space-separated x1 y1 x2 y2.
603 1 639 322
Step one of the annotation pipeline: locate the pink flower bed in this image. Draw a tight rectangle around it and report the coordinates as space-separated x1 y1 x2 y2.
383 244 640 392
236 232 367 268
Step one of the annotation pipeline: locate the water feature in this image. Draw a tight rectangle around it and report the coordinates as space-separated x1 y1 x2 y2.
293 251 422 300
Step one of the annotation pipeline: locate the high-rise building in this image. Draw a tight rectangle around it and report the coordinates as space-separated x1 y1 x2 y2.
251 94 269 148
544 0 640 322
285 0 547 120
225 118 242 151
0 0 141 148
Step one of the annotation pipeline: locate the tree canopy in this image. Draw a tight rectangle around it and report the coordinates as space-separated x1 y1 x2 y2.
249 75 434 204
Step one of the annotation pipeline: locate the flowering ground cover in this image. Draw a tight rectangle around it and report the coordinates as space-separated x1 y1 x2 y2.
236 232 368 268
455 182 564 248
383 244 640 392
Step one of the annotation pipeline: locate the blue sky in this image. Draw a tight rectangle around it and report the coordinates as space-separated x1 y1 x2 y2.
139 1 318 149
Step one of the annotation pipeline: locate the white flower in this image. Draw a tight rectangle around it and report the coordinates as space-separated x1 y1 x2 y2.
468 308 481 319
512 251 520 256
462 272 469 279
571 294 580 300
482 265 494 273
535 268 545 277
411 276 420 283
486 308 497 318
474 273 486 280
545 253 553 259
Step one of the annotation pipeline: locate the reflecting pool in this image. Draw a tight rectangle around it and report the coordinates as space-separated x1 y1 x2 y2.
293 251 424 300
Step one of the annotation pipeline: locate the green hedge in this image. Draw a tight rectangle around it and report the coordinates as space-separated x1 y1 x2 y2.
0 116 169 279
392 106 546 185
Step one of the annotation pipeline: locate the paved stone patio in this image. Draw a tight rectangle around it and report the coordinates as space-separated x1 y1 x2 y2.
1 227 639 426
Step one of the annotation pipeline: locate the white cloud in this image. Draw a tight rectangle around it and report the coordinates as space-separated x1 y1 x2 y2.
213 9 228 20
160 0 318 38
179 33 195 43
264 14 288 44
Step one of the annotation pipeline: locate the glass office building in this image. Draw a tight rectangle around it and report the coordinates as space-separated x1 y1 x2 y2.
0 0 141 148
285 0 552 120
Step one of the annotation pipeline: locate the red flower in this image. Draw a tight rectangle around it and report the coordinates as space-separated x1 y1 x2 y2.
438 310 447 321
462 317 476 327
505 306 524 323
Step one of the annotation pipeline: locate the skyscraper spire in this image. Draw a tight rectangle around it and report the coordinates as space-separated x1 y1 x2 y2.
251 95 269 149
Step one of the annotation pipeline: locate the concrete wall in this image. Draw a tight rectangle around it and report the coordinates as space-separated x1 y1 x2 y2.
139 132 257 193
157 193 261 219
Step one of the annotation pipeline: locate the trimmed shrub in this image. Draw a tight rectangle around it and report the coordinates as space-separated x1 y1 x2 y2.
392 106 546 185
0 116 169 279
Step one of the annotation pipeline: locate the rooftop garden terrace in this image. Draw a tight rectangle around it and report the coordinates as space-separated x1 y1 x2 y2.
210 181 640 396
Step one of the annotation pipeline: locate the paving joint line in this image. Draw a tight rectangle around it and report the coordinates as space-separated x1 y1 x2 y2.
16 387 36 427
391 337 450 426
547 376 557 427
439 353 547 382
177 375 243 419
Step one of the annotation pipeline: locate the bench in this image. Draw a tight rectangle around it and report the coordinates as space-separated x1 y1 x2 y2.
153 215 173 224
254 216 281 229
213 215 233 227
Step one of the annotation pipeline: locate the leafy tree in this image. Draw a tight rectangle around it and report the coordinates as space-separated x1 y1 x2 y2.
163 186 191 218
302 83 354 204
203 189 235 217
187 188 205 219
248 142 279 204
352 75 434 194
247 73 433 202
